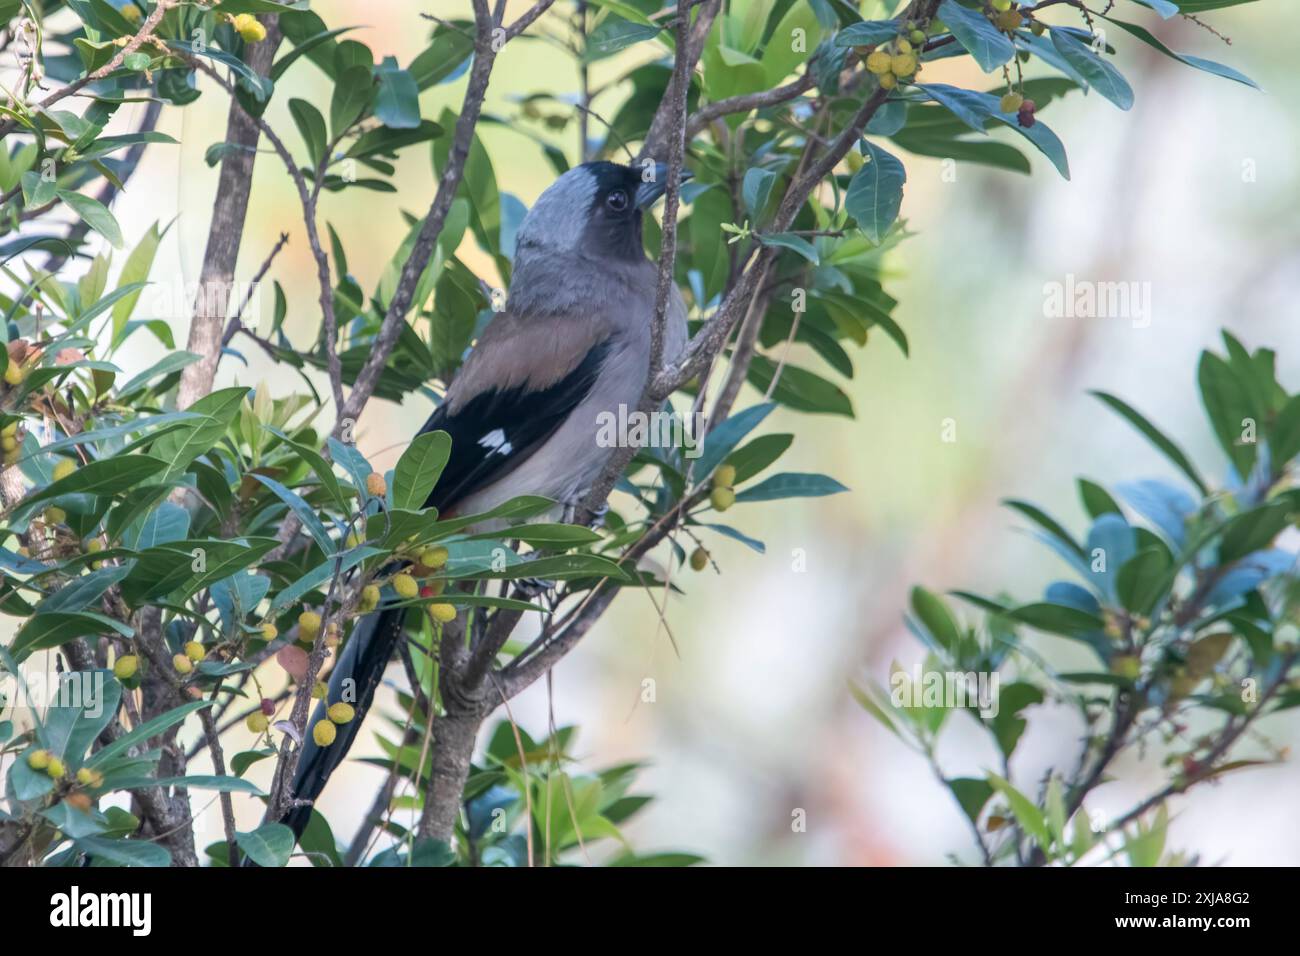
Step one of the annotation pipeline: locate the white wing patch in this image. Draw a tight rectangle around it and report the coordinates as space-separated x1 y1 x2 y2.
478 428 513 456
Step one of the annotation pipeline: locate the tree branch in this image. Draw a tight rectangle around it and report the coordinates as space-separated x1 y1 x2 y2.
0 0 176 141
176 16 284 410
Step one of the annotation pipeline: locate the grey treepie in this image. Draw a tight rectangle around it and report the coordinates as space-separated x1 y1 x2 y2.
274 160 689 844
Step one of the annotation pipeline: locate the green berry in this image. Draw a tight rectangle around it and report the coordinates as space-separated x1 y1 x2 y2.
113 655 138 680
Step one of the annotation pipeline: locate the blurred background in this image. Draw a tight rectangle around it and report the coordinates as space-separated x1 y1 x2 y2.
20 0 1300 863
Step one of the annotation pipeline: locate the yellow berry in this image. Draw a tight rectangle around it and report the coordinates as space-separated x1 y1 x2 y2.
3 363 23 386
418 545 449 571
365 472 387 498
345 531 362 548
878 72 897 90
1030 20 1045 36
690 547 709 572
311 680 328 700
27 749 51 770
324 622 341 648
121 3 141 23
312 720 337 746
261 622 278 641
992 0 1013 10
895 38 913 55
232 13 267 43
428 602 457 624
46 758 65 779
865 50 892 75
994 9 1022 31
298 610 321 637
44 506 66 525
359 584 381 612
327 702 355 724
910 29 926 45
891 53 917 77
51 458 76 482
86 538 104 554
1 435 14 452
184 640 205 662
246 712 269 733
713 464 736 489
1 421 17 437
1000 92 1024 113
76 767 103 787
392 573 418 599
113 655 138 680
710 487 736 512
173 653 193 674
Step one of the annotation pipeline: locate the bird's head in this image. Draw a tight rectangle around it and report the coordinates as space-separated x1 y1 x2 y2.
514 160 687 264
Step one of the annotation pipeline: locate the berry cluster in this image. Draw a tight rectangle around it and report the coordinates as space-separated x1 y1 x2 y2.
861 19 928 91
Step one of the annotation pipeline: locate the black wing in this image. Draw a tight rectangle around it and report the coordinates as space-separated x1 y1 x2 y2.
421 338 610 512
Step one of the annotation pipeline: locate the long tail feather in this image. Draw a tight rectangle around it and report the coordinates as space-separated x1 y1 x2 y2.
267 604 409 852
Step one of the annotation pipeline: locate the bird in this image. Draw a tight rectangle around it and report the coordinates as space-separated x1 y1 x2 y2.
273 160 690 847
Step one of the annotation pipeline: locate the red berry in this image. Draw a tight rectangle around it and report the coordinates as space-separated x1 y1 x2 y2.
260 697 275 716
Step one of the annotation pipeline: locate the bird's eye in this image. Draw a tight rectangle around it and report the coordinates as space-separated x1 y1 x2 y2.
606 189 629 212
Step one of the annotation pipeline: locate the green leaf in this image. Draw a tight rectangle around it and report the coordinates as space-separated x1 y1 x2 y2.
251 474 335 554
464 523 601 548
1116 547 1171 616
1078 478 1122 519
726 432 792 483
374 56 421 129
1097 12 1258 89
330 65 374 139
1198 351 1256 480
1010 601 1105 636
1090 390 1209 495
746 358 853 417
271 25 358 82
392 430 451 511
910 586 962 653
757 231 819 264
1219 500 1291 563
987 773 1050 848
938 0 1014 72
10 613 132 662
989 683 1044 757
1004 499 1086 561
236 822 295 867
150 386 248 477
696 403 775 476
110 222 163 345
289 98 328 166
846 140 906 244
948 777 994 824
15 455 167 513
56 189 124 248
85 701 210 769
75 835 171 867
1048 28 1133 110
1270 393 1300 466
734 471 848 502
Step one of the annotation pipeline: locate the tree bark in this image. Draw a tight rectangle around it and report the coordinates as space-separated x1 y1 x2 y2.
176 20 283 410
419 710 484 843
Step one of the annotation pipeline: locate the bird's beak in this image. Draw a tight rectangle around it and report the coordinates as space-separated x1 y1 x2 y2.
635 163 694 209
